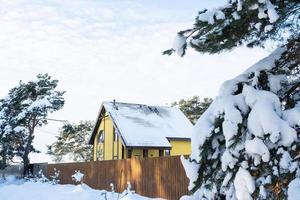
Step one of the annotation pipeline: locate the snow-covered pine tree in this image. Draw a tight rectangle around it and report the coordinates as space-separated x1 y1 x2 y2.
163 0 300 199
0 74 65 175
47 121 93 162
181 37 300 200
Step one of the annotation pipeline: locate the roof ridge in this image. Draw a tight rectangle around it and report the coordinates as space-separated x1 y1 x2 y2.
103 100 176 109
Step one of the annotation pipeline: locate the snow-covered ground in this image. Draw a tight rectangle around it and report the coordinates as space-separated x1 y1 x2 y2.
0 177 163 200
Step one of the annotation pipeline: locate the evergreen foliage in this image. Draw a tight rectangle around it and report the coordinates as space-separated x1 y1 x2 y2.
47 121 93 162
167 1 300 199
0 74 65 174
164 0 300 56
184 38 300 199
171 96 212 124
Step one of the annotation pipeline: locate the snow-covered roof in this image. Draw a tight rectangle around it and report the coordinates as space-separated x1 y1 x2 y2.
89 101 193 148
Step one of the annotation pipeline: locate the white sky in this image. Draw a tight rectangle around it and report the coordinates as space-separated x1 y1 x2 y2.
0 0 270 163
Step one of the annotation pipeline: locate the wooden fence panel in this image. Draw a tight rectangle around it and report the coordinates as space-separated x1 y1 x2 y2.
46 156 189 200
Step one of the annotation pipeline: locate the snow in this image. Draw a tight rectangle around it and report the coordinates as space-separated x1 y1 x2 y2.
237 0 243 11
173 34 186 56
278 151 297 172
258 8 268 19
198 9 225 25
102 101 193 148
245 137 270 162
180 184 217 200
185 45 299 199
13 126 26 133
232 12 240 20
256 0 279 23
190 93 247 161
180 156 199 190
264 25 273 32
234 168 255 200
243 85 297 147
0 179 161 200
28 97 52 111
243 47 285 73
268 74 285 93
72 170 84 183
16 97 52 120
254 22 261 30
259 185 267 199
288 178 300 200
266 0 279 23
222 172 233 187
283 107 300 127
249 4 259 10
221 150 238 171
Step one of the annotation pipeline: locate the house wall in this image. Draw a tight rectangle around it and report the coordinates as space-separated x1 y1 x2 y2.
93 113 123 161
169 140 191 156
113 136 123 159
132 149 142 158
130 149 159 158
149 149 159 157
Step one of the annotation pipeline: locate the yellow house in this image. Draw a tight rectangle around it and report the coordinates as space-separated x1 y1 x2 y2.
89 101 193 161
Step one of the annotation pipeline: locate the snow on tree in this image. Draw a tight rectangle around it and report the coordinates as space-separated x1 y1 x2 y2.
0 74 65 175
47 121 93 162
0 110 18 169
181 35 300 200
163 0 300 199
163 0 299 56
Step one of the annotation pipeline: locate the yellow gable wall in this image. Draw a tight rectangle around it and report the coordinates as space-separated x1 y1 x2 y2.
93 113 123 161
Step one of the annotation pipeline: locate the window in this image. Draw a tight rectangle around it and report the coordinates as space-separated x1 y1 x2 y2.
159 149 164 157
96 149 103 160
113 131 118 142
165 149 170 156
143 149 148 158
98 130 104 143
127 149 132 159
122 146 125 159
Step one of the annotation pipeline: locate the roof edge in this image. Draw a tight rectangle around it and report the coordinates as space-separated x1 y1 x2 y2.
88 103 105 145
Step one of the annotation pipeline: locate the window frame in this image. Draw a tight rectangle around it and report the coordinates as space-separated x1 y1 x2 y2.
98 130 104 143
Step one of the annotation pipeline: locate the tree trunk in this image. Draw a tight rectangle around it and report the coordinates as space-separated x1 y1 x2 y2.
0 149 7 170
23 119 36 177
22 135 34 176
22 152 30 176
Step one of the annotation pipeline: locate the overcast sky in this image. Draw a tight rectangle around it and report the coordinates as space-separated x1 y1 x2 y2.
0 0 270 162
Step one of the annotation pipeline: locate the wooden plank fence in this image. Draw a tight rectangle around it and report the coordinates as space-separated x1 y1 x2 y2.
46 156 189 200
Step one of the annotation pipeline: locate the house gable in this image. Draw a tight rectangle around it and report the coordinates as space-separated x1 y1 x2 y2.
90 101 193 160
101 101 193 148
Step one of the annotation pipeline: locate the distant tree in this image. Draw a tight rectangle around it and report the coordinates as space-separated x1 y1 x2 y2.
47 121 93 162
172 96 212 124
0 74 65 174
